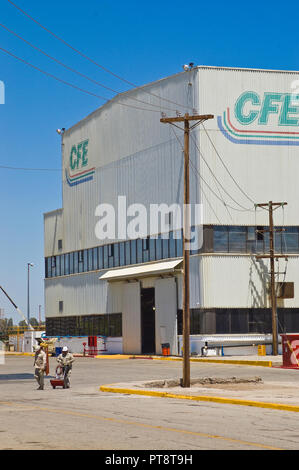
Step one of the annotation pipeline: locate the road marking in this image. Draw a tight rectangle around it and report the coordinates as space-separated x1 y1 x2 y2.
0 400 282 450
100 385 299 413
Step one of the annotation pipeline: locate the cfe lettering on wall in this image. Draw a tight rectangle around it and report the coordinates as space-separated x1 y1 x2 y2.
218 91 299 146
65 139 95 187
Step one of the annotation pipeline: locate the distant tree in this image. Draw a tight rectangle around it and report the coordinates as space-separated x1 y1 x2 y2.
29 317 39 327
18 320 27 328
0 318 13 341
7 318 13 327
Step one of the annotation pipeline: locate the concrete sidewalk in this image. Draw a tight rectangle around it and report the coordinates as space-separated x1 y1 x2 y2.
100 371 299 412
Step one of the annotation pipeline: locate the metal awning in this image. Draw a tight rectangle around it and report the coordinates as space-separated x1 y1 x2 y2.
99 259 183 282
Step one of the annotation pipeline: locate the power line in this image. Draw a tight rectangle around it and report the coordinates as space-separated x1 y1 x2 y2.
190 133 253 211
170 125 255 213
169 126 223 223
0 22 177 113
202 123 256 205
6 0 194 112
0 164 60 171
0 46 162 113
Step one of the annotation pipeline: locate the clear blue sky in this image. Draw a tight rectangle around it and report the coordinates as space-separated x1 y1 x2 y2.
0 0 297 324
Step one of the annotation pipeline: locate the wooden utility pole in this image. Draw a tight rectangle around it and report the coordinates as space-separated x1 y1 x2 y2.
160 113 214 387
255 201 288 355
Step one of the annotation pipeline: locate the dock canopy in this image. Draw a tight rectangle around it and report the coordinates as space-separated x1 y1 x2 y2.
99 259 183 282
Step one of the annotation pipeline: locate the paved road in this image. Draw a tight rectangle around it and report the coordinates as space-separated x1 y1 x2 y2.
0 356 299 450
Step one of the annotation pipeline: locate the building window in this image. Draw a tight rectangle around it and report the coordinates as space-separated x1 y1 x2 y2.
228 226 247 253
131 239 137 264
108 244 114 258
46 313 122 337
59 301 63 314
214 226 229 252
58 239 63 250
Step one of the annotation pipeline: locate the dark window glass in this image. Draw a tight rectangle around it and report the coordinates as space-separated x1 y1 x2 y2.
83 250 88 272
108 313 122 337
256 226 264 241
214 226 228 252
131 240 137 264
78 251 83 273
108 245 114 258
156 236 162 260
114 243 119 267
246 227 256 253
70 252 74 274
125 241 131 265
176 231 183 257
228 226 247 253
143 238 149 263
88 249 93 271
119 243 125 266
46 258 52 278
169 232 176 258
103 245 108 269
59 301 63 313
283 227 299 253
65 253 70 275
98 246 104 269
73 252 78 273
274 227 282 253
137 239 143 263
60 255 65 276
93 247 98 270
51 256 57 277
149 238 156 261
162 237 169 259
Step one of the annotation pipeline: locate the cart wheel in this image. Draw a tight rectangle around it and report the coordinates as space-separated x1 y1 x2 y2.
52 385 56 389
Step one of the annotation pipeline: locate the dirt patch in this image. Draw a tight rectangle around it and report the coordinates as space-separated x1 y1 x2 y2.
144 376 263 389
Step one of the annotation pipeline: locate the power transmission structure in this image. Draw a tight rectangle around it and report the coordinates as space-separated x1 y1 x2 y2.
255 201 288 355
160 113 214 387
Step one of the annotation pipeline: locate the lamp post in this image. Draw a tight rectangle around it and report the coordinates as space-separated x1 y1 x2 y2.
27 263 34 325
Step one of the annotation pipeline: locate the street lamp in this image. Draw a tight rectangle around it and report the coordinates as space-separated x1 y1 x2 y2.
27 263 34 325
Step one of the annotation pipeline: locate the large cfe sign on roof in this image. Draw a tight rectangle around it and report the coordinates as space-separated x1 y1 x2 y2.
218 91 299 145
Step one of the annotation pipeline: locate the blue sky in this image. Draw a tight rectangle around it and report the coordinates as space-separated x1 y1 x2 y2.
0 0 297 323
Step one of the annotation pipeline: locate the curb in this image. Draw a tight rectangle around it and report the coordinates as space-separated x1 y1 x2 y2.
100 384 299 413
95 355 274 368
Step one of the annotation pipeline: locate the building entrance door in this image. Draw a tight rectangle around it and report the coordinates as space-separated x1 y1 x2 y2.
141 288 156 354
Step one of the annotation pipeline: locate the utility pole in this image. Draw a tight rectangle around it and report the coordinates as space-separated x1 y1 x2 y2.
160 113 214 387
255 201 288 355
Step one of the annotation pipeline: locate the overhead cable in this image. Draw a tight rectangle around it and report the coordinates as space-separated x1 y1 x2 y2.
6 0 194 112
0 22 178 113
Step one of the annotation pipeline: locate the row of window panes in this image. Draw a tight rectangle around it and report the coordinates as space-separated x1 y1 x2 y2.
177 308 299 335
46 231 184 278
46 313 122 337
213 226 299 254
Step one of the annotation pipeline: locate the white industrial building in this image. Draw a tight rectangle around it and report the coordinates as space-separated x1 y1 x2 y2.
44 66 299 355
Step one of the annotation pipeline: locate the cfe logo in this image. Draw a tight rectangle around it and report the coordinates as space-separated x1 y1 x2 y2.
65 139 95 187
218 91 299 146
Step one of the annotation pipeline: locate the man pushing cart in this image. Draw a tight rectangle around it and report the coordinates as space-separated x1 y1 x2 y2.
56 346 75 389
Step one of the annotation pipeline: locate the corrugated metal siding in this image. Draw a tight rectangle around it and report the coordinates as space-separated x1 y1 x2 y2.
200 255 299 308
198 67 299 226
44 209 64 257
60 70 200 253
45 273 123 316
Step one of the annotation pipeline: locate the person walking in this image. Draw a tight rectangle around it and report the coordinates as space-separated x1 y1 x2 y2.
56 346 75 389
34 342 47 390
